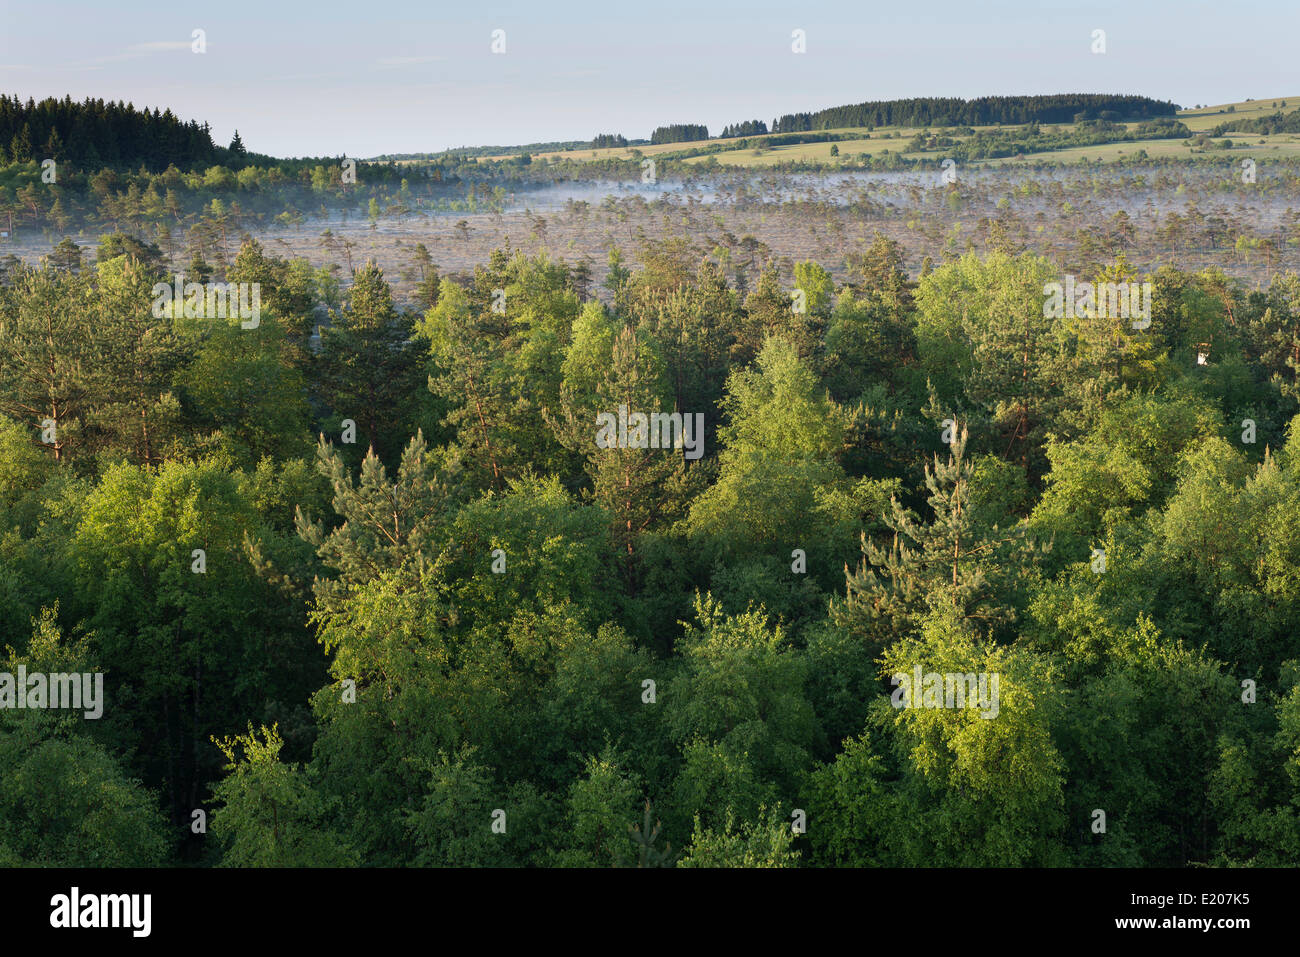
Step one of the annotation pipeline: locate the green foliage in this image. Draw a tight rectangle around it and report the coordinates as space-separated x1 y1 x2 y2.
210 724 357 866
552 747 640 866
0 722 171 866
0 610 170 866
405 747 551 867
812 611 1066 866
678 807 801 867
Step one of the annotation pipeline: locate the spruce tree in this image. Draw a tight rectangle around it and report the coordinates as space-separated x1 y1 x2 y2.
616 800 674 867
317 261 423 463
834 422 1045 645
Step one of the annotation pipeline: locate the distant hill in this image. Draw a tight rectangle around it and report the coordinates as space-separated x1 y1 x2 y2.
440 94 1186 158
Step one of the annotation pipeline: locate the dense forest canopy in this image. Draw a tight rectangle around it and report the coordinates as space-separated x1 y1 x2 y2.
2 224 1300 867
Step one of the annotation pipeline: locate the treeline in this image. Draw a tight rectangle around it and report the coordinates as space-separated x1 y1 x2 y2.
771 93 1180 133
0 94 227 171
650 124 710 145
591 133 629 149
3 228 1300 868
720 120 768 138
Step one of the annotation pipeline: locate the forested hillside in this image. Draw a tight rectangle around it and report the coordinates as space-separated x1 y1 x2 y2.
3 227 1299 867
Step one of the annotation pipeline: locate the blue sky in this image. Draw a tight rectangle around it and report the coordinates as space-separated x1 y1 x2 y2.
1 0 1295 157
